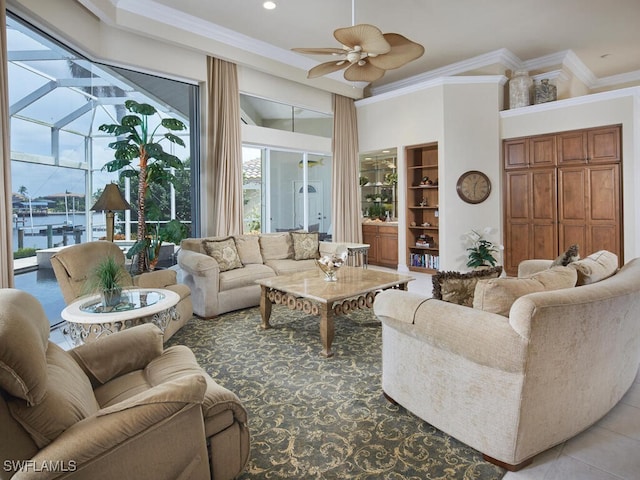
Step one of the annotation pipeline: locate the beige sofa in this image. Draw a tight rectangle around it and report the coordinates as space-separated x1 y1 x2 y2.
51 241 192 341
0 288 249 480
373 251 640 470
178 232 347 318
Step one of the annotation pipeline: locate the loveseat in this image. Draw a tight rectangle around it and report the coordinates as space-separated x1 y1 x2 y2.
51 241 193 341
373 250 640 470
178 232 348 318
0 288 249 480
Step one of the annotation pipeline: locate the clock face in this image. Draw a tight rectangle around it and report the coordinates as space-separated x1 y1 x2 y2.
456 171 491 204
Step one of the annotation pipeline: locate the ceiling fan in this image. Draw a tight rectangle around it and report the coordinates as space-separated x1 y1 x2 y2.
292 1 424 83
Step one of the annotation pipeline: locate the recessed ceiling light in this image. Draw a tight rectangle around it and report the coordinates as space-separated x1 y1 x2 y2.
263 1 276 10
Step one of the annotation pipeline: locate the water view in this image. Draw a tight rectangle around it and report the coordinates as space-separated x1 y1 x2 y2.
13 212 106 251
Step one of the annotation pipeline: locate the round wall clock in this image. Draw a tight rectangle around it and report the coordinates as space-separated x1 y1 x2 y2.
456 170 491 204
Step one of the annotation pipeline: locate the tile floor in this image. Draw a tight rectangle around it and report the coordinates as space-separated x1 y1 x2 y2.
376 265 640 480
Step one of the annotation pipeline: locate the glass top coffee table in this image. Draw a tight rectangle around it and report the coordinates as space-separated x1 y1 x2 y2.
255 266 413 357
61 288 180 345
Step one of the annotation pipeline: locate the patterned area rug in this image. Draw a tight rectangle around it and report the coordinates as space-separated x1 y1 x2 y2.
167 306 506 480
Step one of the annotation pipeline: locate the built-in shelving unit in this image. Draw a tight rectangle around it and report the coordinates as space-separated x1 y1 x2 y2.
406 143 439 272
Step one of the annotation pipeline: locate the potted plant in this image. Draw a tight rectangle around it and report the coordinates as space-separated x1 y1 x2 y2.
85 256 129 307
99 100 187 273
465 229 499 268
125 219 190 271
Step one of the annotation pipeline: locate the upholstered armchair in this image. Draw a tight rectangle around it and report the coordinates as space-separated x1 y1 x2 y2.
0 289 250 480
50 241 192 341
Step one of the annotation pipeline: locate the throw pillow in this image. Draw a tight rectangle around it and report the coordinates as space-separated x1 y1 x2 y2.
202 237 243 272
259 233 294 261
290 231 320 260
473 266 577 317
234 235 264 265
551 244 580 267
569 250 618 285
432 266 503 307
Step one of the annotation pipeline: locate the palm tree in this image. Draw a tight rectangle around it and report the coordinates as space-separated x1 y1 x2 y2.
99 100 186 272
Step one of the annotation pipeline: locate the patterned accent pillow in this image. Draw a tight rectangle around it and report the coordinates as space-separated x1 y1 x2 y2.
432 266 503 307
290 231 320 260
551 244 580 267
202 237 243 272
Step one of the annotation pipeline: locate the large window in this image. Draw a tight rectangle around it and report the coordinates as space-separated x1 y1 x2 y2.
243 146 332 240
8 13 199 255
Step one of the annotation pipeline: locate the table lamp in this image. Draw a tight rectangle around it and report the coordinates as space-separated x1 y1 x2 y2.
91 183 131 242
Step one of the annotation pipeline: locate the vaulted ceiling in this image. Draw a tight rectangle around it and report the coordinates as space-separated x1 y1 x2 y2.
76 0 640 98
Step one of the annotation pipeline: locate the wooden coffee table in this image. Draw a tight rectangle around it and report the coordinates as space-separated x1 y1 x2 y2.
255 266 413 357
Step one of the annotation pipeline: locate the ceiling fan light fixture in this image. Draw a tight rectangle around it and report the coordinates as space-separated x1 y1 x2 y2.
291 3 424 84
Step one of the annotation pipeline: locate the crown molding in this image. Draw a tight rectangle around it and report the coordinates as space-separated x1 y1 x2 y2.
370 48 520 96
356 75 506 107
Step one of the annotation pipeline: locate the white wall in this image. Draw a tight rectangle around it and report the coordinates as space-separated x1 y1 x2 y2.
357 77 504 271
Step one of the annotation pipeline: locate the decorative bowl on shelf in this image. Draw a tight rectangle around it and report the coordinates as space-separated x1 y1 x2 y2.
316 252 348 282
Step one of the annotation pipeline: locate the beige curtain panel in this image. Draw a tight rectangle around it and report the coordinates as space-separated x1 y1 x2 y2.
206 56 244 237
331 94 362 244
0 0 14 288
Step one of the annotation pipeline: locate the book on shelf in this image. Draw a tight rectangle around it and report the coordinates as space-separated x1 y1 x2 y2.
410 252 440 270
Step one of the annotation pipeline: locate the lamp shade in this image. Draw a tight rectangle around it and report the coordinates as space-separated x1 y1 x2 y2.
91 184 130 212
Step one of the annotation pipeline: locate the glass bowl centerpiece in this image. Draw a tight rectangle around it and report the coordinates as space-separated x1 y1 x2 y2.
316 251 348 282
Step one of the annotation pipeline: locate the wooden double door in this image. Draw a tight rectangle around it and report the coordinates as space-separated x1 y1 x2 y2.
503 125 622 276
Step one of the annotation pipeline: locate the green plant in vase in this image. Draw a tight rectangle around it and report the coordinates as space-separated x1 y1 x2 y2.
99 100 186 273
85 256 129 307
125 219 190 271
465 229 498 268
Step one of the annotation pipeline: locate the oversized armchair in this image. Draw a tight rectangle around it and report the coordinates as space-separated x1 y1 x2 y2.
0 289 250 480
50 241 192 341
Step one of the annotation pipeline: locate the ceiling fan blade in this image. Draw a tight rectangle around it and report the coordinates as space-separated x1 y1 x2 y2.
368 33 425 70
343 61 386 82
292 47 347 55
334 24 390 55
307 60 349 79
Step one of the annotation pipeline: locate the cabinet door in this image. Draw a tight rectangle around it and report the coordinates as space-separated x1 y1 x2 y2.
558 164 620 258
378 226 398 267
362 225 378 264
504 138 528 169
588 126 620 163
587 164 621 256
530 135 557 167
504 169 556 275
558 131 588 164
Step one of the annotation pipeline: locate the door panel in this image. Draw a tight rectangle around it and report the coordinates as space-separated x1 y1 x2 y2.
589 166 619 222
558 131 588 164
588 127 620 163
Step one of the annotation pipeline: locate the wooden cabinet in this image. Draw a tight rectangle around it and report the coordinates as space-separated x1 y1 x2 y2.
362 224 398 268
503 125 622 276
558 125 620 164
406 143 440 272
558 164 621 255
504 135 556 169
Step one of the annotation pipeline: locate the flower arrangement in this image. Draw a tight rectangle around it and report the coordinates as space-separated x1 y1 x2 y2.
465 228 499 268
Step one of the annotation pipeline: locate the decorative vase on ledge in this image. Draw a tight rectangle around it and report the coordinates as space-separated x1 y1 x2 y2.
509 70 533 109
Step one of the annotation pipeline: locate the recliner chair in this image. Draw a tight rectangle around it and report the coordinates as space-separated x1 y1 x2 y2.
0 288 250 480
50 240 192 341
